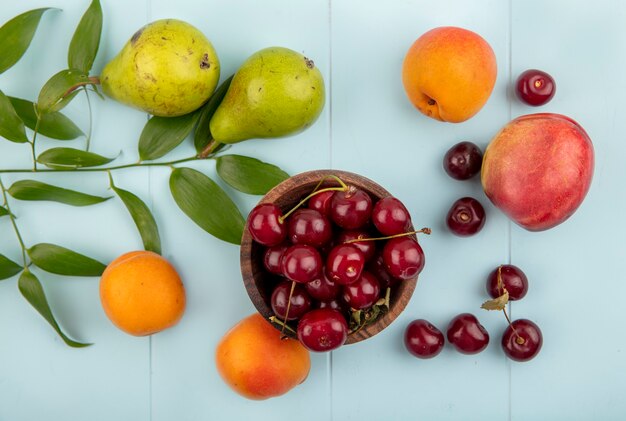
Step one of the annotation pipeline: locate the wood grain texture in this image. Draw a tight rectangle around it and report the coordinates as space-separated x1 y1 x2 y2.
240 169 418 344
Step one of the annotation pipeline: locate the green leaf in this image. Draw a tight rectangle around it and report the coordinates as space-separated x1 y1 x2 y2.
139 112 199 161
9 96 83 140
169 167 244 245
0 8 53 74
0 89 28 143
0 206 9 218
194 75 233 153
0 254 22 280
28 243 106 276
216 155 289 195
37 147 114 169
18 270 91 347
111 184 162 255
37 69 92 113
8 179 110 206
68 0 102 73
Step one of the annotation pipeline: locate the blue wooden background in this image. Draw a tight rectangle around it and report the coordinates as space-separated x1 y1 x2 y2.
1 0 624 420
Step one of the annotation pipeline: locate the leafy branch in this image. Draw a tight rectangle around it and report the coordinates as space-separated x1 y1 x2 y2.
0 0 290 347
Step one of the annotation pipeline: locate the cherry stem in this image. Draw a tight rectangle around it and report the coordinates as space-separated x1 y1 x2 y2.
344 227 432 244
311 174 348 193
280 280 297 334
278 181 349 224
269 316 297 338
502 305 525 345
496 265 504 294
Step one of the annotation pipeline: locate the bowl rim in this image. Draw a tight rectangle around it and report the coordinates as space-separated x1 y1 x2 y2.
240 169 418 345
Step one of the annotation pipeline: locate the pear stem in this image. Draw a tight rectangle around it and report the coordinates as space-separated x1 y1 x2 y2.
197 139 221 159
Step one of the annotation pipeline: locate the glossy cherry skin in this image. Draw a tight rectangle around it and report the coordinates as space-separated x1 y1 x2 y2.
305 272 340 301
271 281 312 321
287 209 333 248
336 229 376 261
443 141 483 180
486 264 529 301
342 271 381 310
382 237 425 280
308 190 335 217
317 298 346 312
325 244 366 285
446 197 486 237
367 251 399 289
297 308 348 352
502 319 543 362
281 245 322 283
247 203 286 246
263 244 288 275
404 319 445 359
372 197 411 236
446 313 490 354
515 69 556 106
330 186 373 229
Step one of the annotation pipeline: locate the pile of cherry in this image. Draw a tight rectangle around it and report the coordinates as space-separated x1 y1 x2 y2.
247 179 427 352
404 125 545 362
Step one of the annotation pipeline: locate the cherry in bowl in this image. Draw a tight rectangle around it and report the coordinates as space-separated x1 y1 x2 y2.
241 170 421 345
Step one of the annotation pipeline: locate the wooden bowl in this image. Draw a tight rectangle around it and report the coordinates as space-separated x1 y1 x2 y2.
240 169 418 344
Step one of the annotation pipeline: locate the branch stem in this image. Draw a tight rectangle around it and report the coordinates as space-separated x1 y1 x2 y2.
0 155 213 174
0 177 28 268
83 86 93 151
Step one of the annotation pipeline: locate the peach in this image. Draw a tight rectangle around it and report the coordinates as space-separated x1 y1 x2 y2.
215 313 310 400
100 251 186 336
481 113 594 231
402 26 497 123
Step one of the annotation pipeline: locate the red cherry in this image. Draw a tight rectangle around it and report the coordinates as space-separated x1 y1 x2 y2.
443 141 483 180
404 319 445 359
336 229 376 261
382 237 425 280
287 209 332 248
446 313 489 354
515 69 556 106
305 272 340 301
281 245 322 283
330 186 372 229
371 197 411 236
502 319 543 362
297 309 348 352
446 197 486 237
486 265 529 301
366 251 399 289
326 244 366 285
317 298 346 312
271 281 312 321
247 204 286 246
342 271 380 310
263 244 288 275
308 190 335 217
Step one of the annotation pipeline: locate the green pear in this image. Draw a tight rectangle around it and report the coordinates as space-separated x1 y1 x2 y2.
101 19 220 117
209 47 325 143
